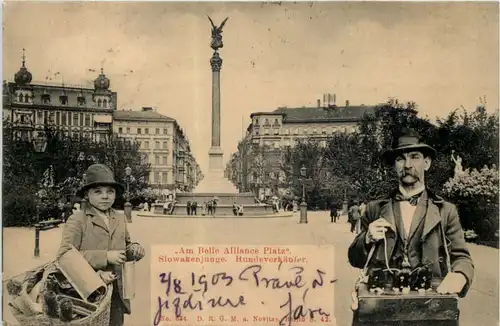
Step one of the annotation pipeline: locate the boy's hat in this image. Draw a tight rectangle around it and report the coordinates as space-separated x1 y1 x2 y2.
76 164 124 197
382 128 437 165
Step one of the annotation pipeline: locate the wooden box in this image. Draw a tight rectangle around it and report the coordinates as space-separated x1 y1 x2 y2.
353 282 459 326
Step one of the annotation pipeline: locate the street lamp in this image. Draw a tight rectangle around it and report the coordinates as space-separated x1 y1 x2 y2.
299 165 310 224
124 166 133 223
32 136 48 257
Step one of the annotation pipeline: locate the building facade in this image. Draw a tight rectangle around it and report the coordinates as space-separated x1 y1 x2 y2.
3 55 116 143
228 101 375 196
113 108 201 193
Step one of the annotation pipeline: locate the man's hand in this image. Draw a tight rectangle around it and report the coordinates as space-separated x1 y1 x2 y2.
437 272 467 294
107 250 126 265
98 271 117 285
366 218 392 244
127 243 146 261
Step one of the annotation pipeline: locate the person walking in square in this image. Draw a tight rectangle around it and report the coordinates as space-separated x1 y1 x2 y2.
191 201 198 216
330 203 339 223
57 164 146 326
349 202 361 233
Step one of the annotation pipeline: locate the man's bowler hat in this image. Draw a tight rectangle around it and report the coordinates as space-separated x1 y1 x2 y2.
382 128 437 164
76 164 124 197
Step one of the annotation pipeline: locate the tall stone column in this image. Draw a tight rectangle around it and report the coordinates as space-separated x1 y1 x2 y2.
208 51 223 171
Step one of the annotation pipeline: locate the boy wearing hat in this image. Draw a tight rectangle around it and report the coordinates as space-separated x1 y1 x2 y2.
348 129 474 298
57 164 145 326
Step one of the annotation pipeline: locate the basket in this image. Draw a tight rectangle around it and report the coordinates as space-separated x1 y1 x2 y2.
5 262 113 326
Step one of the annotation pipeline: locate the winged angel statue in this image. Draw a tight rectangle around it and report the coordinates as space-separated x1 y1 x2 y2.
208 16 229 51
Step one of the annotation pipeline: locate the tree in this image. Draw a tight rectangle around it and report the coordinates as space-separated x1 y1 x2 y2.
3 124 151 226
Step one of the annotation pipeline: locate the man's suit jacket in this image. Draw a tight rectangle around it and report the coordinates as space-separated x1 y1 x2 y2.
348 189 474 297
57 204 139 314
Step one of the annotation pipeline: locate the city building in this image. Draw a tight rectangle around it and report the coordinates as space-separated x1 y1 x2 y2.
228 99 375 196
113 107 201 193
3 52 116 143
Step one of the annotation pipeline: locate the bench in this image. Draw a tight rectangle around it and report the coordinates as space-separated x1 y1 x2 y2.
34 219 63 230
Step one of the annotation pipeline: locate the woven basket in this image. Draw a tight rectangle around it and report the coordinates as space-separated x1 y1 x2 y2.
6 263 113 326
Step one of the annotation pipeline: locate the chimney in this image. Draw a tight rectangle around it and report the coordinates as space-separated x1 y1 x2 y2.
345 100 349 107
142 107 153 112
317 99 321 108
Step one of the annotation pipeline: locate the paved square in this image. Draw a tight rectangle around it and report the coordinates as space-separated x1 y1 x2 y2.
3 212 498 326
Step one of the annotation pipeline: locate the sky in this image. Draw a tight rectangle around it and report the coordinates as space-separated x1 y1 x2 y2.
3 2 499 172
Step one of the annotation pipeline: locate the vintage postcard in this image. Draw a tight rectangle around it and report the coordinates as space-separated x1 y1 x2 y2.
2 2 498 326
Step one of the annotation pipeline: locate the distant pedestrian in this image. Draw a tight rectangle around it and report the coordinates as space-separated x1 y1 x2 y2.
207 200 213 215
330 204 339 223
349 202 361 234
232 202 238 216
191 201 198 216
186 201 192 215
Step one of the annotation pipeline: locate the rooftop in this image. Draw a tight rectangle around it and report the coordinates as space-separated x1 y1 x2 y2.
113 109 174 122
251 105 376 122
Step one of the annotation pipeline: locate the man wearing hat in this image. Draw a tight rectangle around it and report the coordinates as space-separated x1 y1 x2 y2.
57 164 146 326
348 128 474 297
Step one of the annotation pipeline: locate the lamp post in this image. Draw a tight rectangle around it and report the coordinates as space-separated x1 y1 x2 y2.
124 166 133 223
299 165 310 224
32 136 48 257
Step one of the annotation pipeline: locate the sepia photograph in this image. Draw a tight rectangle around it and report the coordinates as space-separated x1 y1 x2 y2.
2 2 499 326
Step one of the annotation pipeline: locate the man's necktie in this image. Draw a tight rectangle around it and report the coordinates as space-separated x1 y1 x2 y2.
394 192 422 206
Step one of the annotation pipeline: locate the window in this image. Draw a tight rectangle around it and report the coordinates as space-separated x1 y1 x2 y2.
162 156 168 165
56 112 60 125
155 155 160 165
126 127 130 133
155 141 160 149
145 128 149 134
274 141 280 149
60 96 68 105
78 96 86 106
61 112 67 125
137 128 142 134
118 127 123 134
264 128 269 135
85 114 91 127
18 94 23 102
44 111 48 124
80 113 84 126
162 172 168 184
163 141 168 150
103 99 107 108
163 128 168 135
156 128 160 134
254 129 259 136
255 118 259 125
137 141 142 149
97 99 102 107
154 172 160 183
144 141 149 149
